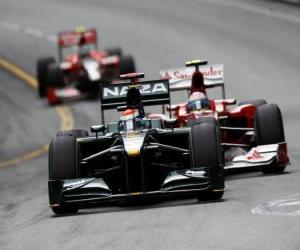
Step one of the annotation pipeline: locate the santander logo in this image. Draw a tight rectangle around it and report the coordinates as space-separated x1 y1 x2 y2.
160 64 224 81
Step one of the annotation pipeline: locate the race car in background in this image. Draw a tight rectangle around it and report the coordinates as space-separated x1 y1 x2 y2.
48 73 224 214
37 27 136 105
157 59 289 173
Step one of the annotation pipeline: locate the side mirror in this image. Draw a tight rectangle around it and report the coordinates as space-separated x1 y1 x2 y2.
91 125 106 138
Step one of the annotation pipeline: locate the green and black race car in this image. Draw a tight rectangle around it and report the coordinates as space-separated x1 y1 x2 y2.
48 73 224 214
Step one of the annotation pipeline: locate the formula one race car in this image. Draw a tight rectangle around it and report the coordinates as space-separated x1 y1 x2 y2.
158 60 289 173
37 27 136 105
48 73 224 214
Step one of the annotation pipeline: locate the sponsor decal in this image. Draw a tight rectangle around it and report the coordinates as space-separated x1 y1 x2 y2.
102 82 168 99
160 64 224 84
247 150 264 160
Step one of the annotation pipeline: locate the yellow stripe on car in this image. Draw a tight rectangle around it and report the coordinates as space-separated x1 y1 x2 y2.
127 148 140 157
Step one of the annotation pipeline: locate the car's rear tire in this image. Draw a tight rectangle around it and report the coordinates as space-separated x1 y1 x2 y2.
191 120 224 201
106 47 123 57
49 130 88 214
37 57 55 98
120 55 136 74
255 104 286 173
239 99 267 107
47 63 64 88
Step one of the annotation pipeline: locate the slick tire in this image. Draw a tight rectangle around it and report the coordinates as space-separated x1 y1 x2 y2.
191 121 224 201
47 63 64 88
49 130 88 214
37 57 55 98
255 104 286 173
239 99 267 107
187 116 217 127
120 55 136 74
56 130 89 138
106 47 123 57
51 204 79 215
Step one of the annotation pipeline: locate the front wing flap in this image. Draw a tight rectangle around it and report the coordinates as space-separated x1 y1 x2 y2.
48 86 89 104
48 168 214 206
224 142 289 172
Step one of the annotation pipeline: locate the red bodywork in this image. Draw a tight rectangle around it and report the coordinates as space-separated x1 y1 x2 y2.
58 29 120 84
166 100 257 145
151 67 259 146
60 50 120 84
150 63 289 170
47 28 123 104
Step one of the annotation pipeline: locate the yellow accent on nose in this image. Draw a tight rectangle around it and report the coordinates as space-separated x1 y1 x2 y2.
130 192 142 196
75 26 86 33
127 148 140 156
186 59 201 65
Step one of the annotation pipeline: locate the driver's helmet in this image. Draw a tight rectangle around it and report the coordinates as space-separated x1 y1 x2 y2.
118 109 145 132
187 92 211 112
75 26 86 33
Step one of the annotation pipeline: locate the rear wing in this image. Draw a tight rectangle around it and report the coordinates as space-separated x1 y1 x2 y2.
160 64 225 98
100 79 170 123
58 28 98 48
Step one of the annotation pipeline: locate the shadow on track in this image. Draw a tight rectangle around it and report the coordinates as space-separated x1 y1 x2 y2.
225 169 292 181
50 196 225 218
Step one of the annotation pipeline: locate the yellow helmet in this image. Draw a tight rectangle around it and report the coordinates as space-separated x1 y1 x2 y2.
75 26 86 33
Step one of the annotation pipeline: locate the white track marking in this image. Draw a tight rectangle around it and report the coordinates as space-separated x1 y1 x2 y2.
277 200 300 207
45 34 56 43
1 21 20 31
2 0 300 43
194 0 300 24
24 27 44 38
0 21 56 43
252 194 300 216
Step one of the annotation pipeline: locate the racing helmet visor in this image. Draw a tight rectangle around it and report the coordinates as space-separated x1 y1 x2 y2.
187 98 210 111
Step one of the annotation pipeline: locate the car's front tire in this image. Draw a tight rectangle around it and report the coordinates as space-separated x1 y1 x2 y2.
255 104 286 173
49 130 88 214
105 47 123 57
190 118 224 201
239 99 267 107
37 57 55 98
47 63 64 88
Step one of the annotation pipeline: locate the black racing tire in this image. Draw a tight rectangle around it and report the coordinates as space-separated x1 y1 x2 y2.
47 63 64 88
105 47 123 57
200 190 224 201
49 129 88 214
51 204 79 215
239 99 267 107
56 130 89 138
191 121 224 201
255 104 286 173
37 57 55 98
120 55 136 74
187 116 217 127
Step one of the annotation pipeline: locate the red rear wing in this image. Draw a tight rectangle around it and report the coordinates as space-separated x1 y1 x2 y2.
58 28 97 47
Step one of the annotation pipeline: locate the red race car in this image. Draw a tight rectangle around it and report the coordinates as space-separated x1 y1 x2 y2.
154 59 289 173
36 27 136 105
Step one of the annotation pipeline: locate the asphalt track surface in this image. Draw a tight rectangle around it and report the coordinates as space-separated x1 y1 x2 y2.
1 0 300 249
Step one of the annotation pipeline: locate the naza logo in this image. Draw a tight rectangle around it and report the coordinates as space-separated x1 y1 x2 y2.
103 82 168 98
